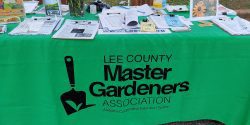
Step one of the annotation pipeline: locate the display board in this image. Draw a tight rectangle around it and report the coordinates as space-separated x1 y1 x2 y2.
190 0 218 21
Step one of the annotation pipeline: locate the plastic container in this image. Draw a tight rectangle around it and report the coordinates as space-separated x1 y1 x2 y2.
153 0 167 9
153 0 163 9
162 0 167 8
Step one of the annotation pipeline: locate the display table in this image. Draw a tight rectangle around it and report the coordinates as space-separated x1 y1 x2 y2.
0 12 250 125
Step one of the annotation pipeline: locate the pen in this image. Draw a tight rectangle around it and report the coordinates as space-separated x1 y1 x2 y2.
107 13 121 15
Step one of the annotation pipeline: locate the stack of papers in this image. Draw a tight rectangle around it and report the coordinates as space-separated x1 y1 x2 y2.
166 15 191 32
218 4 237 16
24 1 39 13
9 17 63 35
53 20 99 39
149 15 192 32
98 28 171 34
99 9 141 34
166 5 189 12
105 4 154 16
136 4 154 16
212 16 250 35
99 8 171 34
100 9 139 30
149 15 169 29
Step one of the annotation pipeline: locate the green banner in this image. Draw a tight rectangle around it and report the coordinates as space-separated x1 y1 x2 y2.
0 13 250 125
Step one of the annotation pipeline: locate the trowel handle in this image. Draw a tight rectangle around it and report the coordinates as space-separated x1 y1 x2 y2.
65 56 75 88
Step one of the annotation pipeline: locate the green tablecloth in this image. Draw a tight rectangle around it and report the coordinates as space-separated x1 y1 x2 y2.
0 12 250 125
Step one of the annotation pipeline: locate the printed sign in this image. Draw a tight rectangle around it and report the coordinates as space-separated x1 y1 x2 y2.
190 0 218 21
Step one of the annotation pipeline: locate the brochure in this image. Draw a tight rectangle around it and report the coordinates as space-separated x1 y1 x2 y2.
23 1 39 13
212 16 250 36
9 17 62 35
165 15 186 27
149 15 191 32
53 20 99 39
218 4 237 16
99 9 139 31
166 5 189 12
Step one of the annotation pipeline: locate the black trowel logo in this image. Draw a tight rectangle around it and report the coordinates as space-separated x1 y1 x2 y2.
61 56 95 115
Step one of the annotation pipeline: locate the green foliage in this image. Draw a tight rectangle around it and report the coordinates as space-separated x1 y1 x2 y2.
68 0 84 16
12 4 23 9
168 0 189 5
103 0 122 5
4 3 13 9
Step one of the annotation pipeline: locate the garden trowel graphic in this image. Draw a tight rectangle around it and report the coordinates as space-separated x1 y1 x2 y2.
61 56 95 115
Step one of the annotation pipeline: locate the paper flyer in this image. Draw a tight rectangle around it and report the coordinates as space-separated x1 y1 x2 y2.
53 20 99 39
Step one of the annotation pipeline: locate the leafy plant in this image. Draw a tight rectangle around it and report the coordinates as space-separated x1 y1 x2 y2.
68 0 84 16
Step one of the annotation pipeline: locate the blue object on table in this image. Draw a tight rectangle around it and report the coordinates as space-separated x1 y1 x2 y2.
162 0 167 8
165 15 185 27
